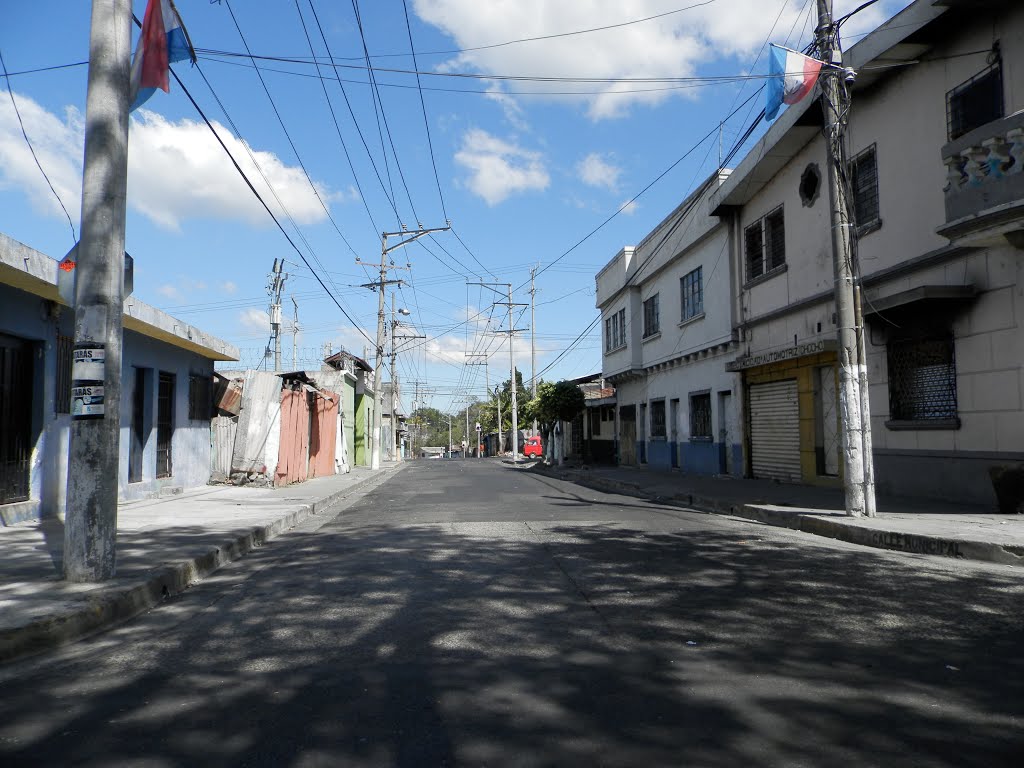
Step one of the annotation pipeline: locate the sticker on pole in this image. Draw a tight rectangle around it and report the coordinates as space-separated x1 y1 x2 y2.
72 343 106 381
71 385 105 419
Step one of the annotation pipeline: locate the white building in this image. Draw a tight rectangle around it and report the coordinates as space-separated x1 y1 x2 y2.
705 0 1024 505
596 172 742 475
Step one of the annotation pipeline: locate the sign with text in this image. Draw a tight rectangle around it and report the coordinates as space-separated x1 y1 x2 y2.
72 344 106 381
71 385 105 419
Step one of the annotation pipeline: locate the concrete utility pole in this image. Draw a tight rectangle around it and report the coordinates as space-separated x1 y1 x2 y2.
816 0 876 517
291 296 299 371
390 295 416 461
530 266 538 437
268 258 287 372
359 225 449 470
471 282 527 461
64 0 132 582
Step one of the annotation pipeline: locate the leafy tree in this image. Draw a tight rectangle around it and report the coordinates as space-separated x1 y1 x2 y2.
528 380 585 462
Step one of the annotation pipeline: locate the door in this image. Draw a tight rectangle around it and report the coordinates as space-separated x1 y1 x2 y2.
718 391 733 475
748 380 800 481
815 366 840 476
156 372 175 479
0 334 32 504
670 398 680 468
129 367 147 483
619 405 636 465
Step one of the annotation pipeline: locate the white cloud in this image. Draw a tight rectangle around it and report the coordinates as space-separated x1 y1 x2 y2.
157 284 182 301
619 199 639 216
577 153 621 190
239 308 270 333
413 1 912 119
454 128 549 205
127 110 338 230
221 280 238 294
0 95 83 223
0 93 343 232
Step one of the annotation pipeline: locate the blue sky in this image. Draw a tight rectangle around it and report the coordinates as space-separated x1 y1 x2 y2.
0 0 910 414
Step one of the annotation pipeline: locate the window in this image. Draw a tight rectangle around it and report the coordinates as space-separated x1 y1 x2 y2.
744 207 785 281
689 392 712 439
188 373 212 420
681 266 703 321
650 399 666 438
590 408 601 437
605 308 626 352
947 59 1003 141
643 294 660 338
55 334 73 414
850 145 880 234
887 331 958 426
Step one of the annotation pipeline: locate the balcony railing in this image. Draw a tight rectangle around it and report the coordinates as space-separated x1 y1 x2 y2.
939 111 1024 246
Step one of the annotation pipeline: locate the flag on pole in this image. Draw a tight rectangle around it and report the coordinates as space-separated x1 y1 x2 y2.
765 44 823 121
129 0 195 112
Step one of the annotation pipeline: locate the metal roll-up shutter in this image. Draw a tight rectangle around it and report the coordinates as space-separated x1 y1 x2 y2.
749 379 800 481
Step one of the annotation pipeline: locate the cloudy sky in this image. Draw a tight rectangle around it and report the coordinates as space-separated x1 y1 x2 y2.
0 0 910 413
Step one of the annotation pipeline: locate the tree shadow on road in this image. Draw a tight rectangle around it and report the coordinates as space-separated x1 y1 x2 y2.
1 512 1022 767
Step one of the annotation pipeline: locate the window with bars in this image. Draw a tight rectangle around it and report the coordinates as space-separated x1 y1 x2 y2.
887 334 959 425
650 399 666 438
850 145 880 234
744 206 785 281
643 294 660 338
946 59 1003 141
605 308 626 352
188 373 212 421
55 334 74 414
689 392 712 439
681 266 703 321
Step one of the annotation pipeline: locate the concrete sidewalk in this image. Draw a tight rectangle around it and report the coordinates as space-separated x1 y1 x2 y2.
528 462 1024 567
0 463 403 664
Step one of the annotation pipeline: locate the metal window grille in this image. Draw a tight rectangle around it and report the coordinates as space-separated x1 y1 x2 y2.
690 393 712 438
765 207 786 271
650 400 666 438
188 373 212 421
946 61 1003 141
850 146 879 231
887 336 958 420
615 309 626 347
605 317 613 352
681 266 703 320
643 294 660 337
55 334 74 414
744 221 764 280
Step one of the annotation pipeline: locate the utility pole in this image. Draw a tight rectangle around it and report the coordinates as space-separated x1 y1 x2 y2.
816 0 876 517
471 282 527 461
359 224 449 470
291 296 299 371
64 0 132 582
268 258 287 372
529 266 538 437
390 294 418 461
466 354 488 458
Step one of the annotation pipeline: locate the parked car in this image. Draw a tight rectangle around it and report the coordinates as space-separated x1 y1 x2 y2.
523 436 543 458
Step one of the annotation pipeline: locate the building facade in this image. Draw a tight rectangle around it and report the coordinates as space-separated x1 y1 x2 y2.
0 233 237 524
706 0 1024 504
596 172 743 476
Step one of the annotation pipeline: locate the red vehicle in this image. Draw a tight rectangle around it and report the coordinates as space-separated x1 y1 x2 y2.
523 435 543 458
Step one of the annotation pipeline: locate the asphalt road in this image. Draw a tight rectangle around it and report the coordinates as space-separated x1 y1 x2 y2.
1 460 1022 767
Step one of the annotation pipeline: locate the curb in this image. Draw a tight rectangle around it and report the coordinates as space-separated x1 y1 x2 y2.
0 466 396 665
529 465 1024 567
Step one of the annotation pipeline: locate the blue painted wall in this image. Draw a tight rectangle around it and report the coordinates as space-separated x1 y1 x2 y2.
680 440 722 476
1 283 217 523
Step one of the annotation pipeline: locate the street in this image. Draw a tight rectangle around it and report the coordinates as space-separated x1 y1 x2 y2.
1 460 1022 767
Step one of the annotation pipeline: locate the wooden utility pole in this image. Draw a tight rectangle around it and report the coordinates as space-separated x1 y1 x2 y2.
64 0 132 582
816 0 876 516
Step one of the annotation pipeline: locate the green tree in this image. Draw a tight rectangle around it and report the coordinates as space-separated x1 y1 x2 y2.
527 380 585 463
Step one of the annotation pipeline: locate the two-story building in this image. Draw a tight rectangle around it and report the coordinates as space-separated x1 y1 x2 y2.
596 171 743 475
706 0 1023 505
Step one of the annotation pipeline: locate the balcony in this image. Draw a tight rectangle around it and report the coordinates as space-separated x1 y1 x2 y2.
938 111 1024 249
